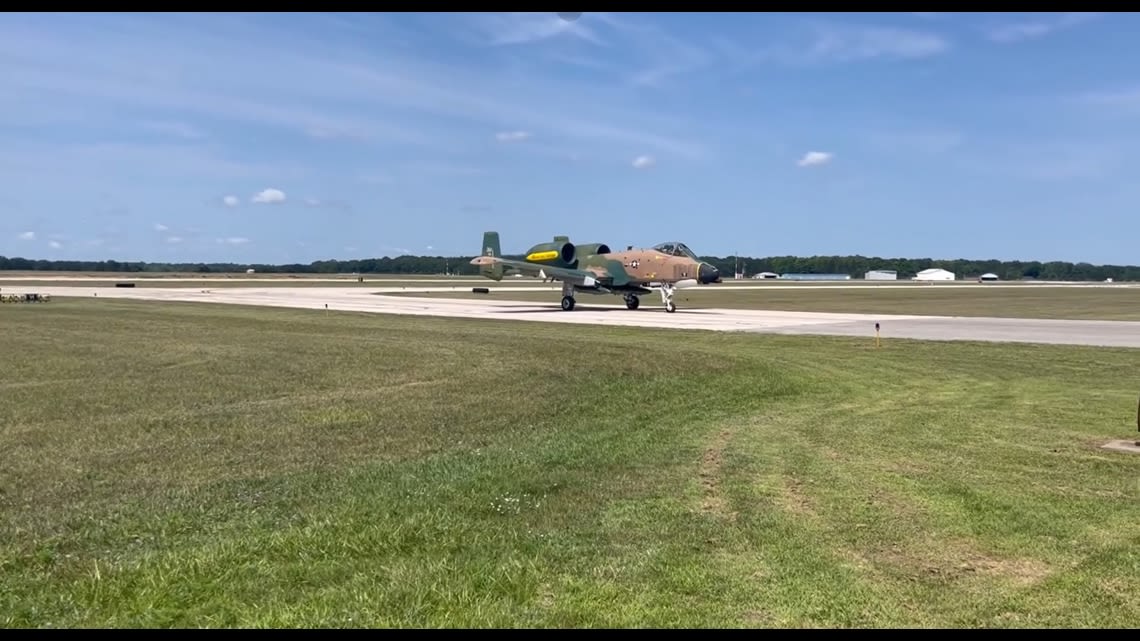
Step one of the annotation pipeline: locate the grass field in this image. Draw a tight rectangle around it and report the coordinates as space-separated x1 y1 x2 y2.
2 300 1138 628
385 285 1140 321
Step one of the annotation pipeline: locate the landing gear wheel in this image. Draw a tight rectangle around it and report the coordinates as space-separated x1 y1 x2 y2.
665 301 676 313
625 296 640 310
561 295 575 311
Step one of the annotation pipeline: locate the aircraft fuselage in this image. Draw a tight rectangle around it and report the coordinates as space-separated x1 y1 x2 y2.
522 237 720 286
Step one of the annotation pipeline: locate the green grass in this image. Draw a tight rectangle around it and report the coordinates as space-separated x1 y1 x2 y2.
1 299 1138 628
385 285 1140 321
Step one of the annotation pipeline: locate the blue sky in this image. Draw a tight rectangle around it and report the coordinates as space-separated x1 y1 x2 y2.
2 11 1139 265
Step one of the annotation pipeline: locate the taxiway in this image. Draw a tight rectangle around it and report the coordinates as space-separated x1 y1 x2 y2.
14 284 1140 349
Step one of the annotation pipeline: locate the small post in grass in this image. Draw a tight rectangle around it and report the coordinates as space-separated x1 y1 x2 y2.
875 322 881 349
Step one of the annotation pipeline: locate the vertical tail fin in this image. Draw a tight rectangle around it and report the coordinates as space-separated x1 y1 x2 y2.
479 231 503 281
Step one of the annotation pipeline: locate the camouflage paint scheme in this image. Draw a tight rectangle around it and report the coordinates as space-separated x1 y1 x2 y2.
469 231 721 312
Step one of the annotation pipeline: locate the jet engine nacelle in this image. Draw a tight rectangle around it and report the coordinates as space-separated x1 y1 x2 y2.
574 243 611 257
523 236 612 269
525 240 578 268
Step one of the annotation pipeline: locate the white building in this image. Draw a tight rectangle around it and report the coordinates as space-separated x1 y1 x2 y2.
864 269 897 281
913 268 955 281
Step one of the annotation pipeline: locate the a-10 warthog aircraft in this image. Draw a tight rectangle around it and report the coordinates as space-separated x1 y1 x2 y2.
469 231 721 312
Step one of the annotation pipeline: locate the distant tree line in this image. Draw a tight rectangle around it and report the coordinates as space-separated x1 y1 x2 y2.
0 254 1136 281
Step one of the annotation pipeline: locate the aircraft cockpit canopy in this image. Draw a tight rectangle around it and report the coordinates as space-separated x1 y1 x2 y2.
652 242 699 260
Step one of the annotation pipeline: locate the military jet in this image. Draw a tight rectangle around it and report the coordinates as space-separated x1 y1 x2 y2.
469 231 720 312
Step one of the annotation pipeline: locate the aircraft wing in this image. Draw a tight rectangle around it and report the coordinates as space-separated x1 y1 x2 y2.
470 255 607 287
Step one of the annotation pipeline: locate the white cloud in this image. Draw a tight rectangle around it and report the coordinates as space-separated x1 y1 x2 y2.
521 14 715 90
18 231 35 240
154 223 168 232
726 22 949 68
166 236 183 243
590 14 715 88
495 130 531 142
797 151 834 167
986 22 1051 43
552 15 945 89
632 154 656 169
301 197 351 211
217 237 249 245
0 14 706 161
251 188 286 204
466 12 601 46
48 240 61 249
804 24 948 62
985 13 1103 44
222 195 239 207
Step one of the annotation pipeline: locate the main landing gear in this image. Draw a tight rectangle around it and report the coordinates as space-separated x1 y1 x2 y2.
561 282 576 311
559 283 678 313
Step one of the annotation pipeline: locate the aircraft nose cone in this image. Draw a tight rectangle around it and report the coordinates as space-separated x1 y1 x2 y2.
698 262 720 284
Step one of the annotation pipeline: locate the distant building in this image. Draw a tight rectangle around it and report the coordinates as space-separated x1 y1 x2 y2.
978 273 999 282
913 268 955 281
864 269 897 281
781 273 851 281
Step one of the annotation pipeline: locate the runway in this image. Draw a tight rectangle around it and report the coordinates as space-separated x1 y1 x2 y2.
15 283 1140 349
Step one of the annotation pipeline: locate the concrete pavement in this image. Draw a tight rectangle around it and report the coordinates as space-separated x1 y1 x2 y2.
11 283 1140 349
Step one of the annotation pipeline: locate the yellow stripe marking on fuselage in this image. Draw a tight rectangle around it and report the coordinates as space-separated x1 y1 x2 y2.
526 250 560 262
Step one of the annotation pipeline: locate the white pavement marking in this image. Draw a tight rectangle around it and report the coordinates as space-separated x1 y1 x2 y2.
12 283 1140 349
